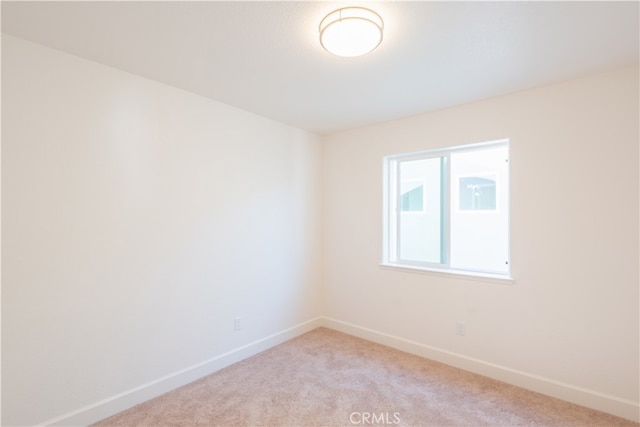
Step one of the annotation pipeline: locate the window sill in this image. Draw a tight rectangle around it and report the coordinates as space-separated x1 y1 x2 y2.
379 262 515 285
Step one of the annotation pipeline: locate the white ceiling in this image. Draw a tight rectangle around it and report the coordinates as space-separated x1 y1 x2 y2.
2 1 638 135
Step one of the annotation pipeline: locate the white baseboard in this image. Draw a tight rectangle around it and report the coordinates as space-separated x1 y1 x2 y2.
320 316 640 423
40 317 324 427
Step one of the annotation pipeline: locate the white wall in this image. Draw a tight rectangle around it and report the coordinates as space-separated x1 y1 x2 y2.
2 35 322 426
323 66 639 419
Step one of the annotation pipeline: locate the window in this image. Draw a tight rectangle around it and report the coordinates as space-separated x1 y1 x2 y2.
383 140 510 278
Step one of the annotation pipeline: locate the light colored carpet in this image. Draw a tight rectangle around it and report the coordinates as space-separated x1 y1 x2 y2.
94 327 638 426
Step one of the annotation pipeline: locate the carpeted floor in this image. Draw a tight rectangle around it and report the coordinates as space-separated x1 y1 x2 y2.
94 327 638 426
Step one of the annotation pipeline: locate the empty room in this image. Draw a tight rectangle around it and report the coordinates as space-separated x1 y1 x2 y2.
2 1 638 426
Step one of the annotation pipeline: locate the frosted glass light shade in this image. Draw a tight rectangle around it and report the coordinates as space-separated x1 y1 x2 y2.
319 7 383 57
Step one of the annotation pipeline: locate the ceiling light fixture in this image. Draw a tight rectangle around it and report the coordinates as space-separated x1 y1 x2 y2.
319 7 384 57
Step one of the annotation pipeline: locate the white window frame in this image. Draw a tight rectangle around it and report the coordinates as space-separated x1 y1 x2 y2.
382 139 513 284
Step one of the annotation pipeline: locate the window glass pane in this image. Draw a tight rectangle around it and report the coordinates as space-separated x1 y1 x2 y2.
450 146 509 273
398 157 443 264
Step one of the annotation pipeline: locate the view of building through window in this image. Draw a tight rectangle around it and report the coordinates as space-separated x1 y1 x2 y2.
385 141 509 276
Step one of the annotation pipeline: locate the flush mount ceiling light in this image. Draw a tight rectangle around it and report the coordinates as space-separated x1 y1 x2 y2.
319 7 384 57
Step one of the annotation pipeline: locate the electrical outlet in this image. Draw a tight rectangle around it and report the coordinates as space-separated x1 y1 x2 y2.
234 317 242 331
456 321 466 336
